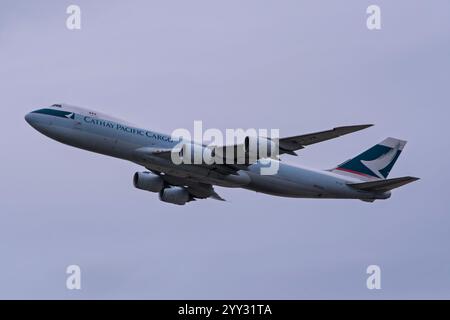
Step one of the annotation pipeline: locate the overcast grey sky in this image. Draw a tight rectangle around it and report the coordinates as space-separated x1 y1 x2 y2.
0 0 449 299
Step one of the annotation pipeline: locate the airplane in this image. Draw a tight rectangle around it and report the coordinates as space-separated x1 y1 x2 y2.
24 103 419 205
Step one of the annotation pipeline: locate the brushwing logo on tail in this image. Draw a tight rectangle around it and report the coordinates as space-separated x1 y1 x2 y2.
361 143 400 179
65 113 75 119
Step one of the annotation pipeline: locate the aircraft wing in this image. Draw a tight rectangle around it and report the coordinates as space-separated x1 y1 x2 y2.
154 172 226 202
133 146 249 176
133 146 175 158
278 124 373 155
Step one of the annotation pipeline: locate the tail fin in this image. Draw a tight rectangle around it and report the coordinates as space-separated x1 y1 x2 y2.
331 137 407 181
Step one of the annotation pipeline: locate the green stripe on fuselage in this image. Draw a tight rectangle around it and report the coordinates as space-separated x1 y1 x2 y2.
32 108 75 119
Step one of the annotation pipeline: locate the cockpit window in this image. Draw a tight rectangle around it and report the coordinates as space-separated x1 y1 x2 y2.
51 104 62 108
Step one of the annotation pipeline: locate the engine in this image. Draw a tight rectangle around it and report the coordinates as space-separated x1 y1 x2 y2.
173 136 279 166
244 136 279 160
159 187 191 205
133 172 164 193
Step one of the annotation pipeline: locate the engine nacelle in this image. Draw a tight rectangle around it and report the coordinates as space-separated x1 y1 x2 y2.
133 172 164 193
159 187 191 205
244 136 279 160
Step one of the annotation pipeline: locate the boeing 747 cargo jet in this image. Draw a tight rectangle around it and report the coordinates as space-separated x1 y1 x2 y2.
25 104 418 205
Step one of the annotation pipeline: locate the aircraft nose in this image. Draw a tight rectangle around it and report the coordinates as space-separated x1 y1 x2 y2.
25 112 40 129
24 112 33 125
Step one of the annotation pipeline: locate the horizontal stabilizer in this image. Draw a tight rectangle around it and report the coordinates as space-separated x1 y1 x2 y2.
347 176 419 192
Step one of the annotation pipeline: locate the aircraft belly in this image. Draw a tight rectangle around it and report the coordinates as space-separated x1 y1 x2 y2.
244 172 318 197
244 162 363 198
